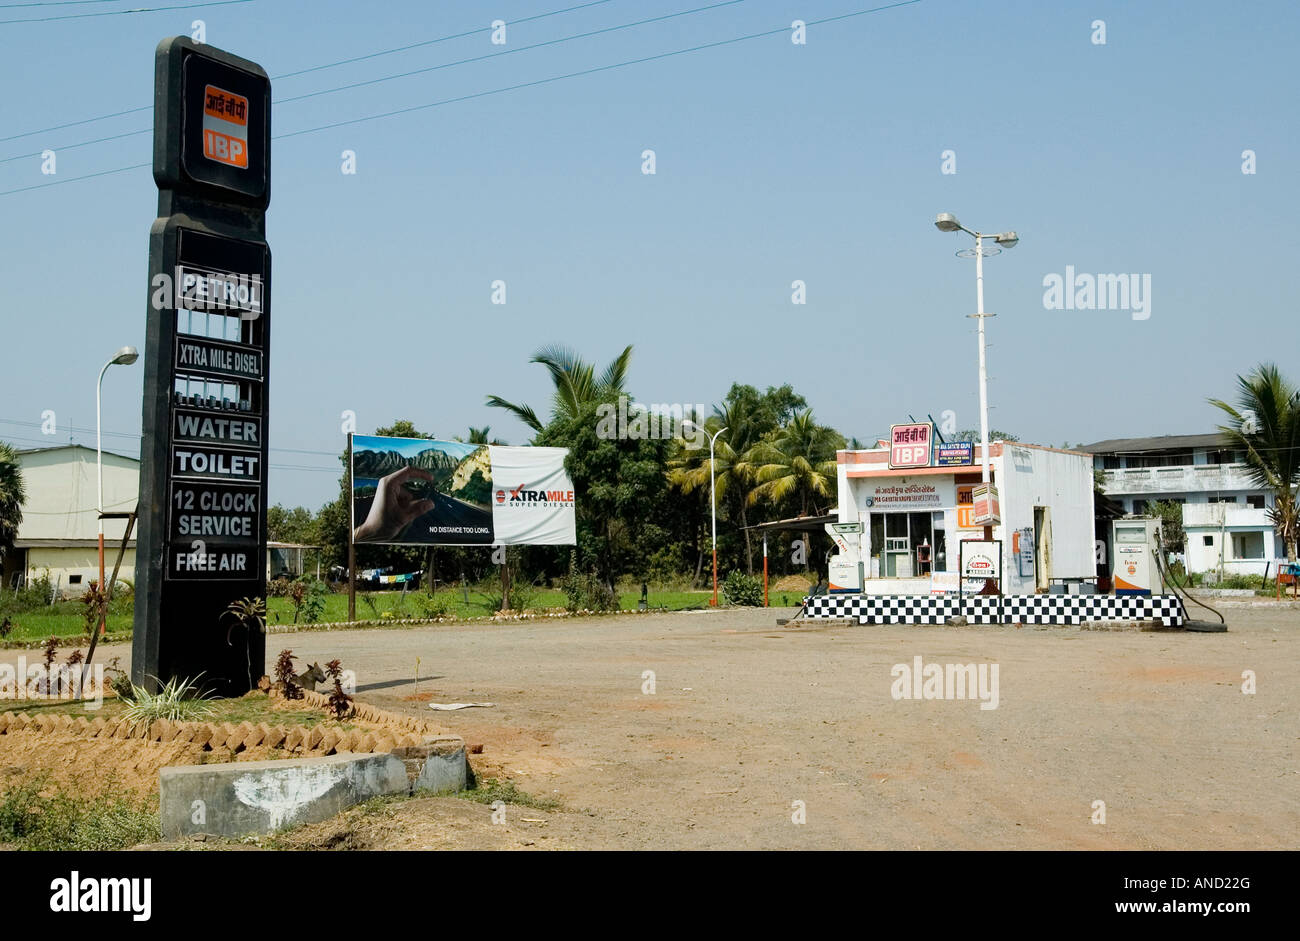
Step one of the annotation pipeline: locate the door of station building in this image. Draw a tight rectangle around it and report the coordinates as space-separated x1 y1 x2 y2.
1034 506 1053 591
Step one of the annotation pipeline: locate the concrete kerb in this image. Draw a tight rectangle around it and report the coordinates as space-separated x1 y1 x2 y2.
159 734 469 840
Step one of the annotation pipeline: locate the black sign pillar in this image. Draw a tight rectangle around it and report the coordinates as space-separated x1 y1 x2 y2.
133 37 271 695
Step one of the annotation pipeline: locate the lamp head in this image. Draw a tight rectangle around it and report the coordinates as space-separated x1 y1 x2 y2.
934 212 962 233
112 346 139 366
994 231 1019 249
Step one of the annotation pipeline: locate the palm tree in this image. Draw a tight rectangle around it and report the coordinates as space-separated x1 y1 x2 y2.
1209 363 1300 563
740 411 843 518
487 345 633 436
454 426 506 446
0 442 25 564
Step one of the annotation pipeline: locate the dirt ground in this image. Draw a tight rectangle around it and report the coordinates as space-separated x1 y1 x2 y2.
4 601 1297 850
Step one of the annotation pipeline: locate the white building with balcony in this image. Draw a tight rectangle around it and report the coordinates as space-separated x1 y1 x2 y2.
1082 433 1284 576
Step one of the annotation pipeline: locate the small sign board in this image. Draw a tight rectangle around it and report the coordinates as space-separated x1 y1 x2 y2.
831 522 864 534
959 539 1002 585
889 422 932 468
972 483 1001 525
934 441 974 466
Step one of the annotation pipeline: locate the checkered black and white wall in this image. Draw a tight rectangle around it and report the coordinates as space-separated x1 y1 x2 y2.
801 593 1187 627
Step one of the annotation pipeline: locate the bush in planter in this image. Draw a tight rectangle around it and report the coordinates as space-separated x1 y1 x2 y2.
560 569 617 612
722 570 762 607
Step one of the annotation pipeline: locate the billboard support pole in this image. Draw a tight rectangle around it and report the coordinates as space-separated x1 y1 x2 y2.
347 431 356 622
347 540 356 621
501 545 511 611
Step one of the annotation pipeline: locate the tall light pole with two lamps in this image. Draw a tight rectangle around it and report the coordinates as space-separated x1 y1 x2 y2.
682 420 728 606
96 346 139 630
934 212 1017 542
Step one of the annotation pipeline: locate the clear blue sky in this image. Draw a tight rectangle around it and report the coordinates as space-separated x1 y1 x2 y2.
2 0 1296 509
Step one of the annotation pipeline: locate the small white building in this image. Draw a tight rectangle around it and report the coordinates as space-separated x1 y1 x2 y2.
1183 502 1276 578
829 440 1096 594
3 445 139 595
1084 433 1286 575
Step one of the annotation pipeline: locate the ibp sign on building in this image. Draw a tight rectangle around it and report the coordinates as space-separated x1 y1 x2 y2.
889 423 932 469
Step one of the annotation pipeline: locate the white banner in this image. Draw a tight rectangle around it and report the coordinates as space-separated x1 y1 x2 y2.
488 446 576 546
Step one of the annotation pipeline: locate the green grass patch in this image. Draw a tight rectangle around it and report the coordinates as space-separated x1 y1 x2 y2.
1 585 729 640
266 588 715 626
457 777 563 812
0 775 160 850
0 612 131 644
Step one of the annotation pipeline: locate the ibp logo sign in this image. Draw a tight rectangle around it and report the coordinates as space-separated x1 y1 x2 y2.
495 489 506 504
203 84 248 168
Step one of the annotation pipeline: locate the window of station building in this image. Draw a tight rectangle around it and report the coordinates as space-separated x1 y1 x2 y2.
68 574 82 585
1132 499 1148 514
1232 532 1265 560
1102 455 1122 470
1247 494 1266 509
1203 535 1214 546
1207 449 1243 465
1208 495 1238 504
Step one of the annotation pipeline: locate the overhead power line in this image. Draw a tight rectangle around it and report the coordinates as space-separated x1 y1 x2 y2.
0 0 745 166
0 0 255 25
0 1 922 197
0 0 622 143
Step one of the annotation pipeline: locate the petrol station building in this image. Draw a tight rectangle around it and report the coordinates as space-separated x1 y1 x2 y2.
826 434 1097 595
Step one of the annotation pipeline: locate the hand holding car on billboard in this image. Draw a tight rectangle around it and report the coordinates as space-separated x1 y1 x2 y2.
352 465 436 542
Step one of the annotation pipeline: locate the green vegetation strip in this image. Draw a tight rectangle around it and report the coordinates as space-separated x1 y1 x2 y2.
0 775 160 851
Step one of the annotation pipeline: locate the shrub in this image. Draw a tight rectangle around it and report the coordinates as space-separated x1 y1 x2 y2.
324 659 353 719
301 580 329 624
722 570 762 607
560 569 617 612
286 579 308 622
274 649 302 700
120 674 216 729
80 580 108 636
414 593 450 619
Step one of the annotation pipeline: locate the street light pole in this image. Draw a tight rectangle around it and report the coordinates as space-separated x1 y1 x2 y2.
684 421 727 606
974 232 990 488
96 347 139 632
935 214 1017 537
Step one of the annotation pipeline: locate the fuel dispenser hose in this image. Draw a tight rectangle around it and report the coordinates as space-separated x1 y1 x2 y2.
1150 535 1225 626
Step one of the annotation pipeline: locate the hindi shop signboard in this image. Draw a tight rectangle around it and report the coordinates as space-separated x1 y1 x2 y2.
133 37 272 696
934 441 974 466
860 477 955 512
889 423 932 469
350 435 576 547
